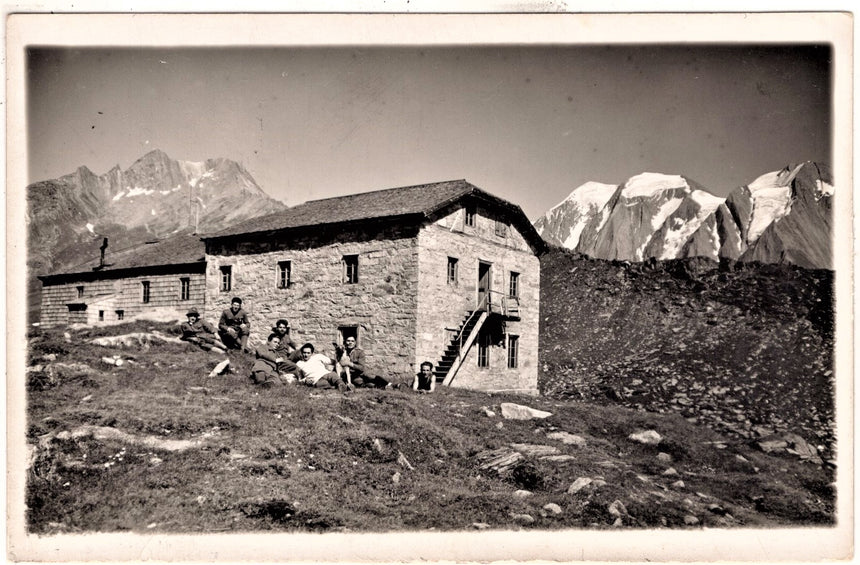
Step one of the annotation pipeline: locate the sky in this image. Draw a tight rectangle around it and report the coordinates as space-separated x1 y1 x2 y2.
27 44 832 220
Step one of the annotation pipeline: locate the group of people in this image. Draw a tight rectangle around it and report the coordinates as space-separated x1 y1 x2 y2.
180 296 436 393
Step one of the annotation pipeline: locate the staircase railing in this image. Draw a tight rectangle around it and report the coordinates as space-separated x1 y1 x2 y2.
481 290 520 318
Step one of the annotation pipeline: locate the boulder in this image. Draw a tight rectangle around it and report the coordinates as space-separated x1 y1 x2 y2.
567 477 593 494
542 503 563 515
510 443 560 457
476 447 524 475
513 490 533 498
546 431 587 446
628 430 663 445
510 513 535 525
500 403 553 420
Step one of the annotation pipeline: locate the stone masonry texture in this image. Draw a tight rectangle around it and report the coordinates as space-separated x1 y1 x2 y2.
416 205 540 394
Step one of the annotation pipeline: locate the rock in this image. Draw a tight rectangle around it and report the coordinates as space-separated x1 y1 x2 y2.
607 500 627 518
481 406 496 417
567 477 593 494
472 522 491 530
91 332 183 348
661 467 678 476
510 513 535 525
495 422 504 429
628 430 662 445
396 451 414 470
683 515 700 526
80 394 93 402
392 472 401 484
542 503 562 515
656 452 673 463
477 447 524 475
671 480 685 489
513 490 533 498
63 332 72 343
208 359 231 377
500 403 553 420
546 431 587 446
707 503 727 515
372 438 385 454
510 443 560 457
540 455 577 462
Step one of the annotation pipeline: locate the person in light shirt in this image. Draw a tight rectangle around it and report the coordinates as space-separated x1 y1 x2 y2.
296 343 352 392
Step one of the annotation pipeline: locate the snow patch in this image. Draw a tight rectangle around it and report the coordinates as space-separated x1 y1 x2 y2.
151 209 156 216
622 173 688 199
85 223 95 235
815 180 834 199
658 191 725 260
651 197 684 231
126 186 155 198
112 191 126 202
563 224 587 249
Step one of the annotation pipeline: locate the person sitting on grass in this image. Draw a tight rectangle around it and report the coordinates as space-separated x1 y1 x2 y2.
250 334 285 388
180 308 227 353
334 336 392 389
271 319 300 376
412 361 436 393
296 343 352 392
218 296 251 353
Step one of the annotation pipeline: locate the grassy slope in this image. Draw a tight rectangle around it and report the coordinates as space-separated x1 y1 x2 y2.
26 322 834 534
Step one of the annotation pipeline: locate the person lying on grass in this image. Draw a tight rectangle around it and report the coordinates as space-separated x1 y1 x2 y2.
180 308 227 353
412 361 436 393
250 334 286 388
296 343 353 392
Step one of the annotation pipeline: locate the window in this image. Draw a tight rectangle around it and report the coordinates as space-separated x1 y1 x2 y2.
343 255 359 284
180 277 191 300
141 281 151 303
509 272 520 298
447 257 458 285
116 310 124 321
98 310 105 322
277 261 292 289
76 286 84 298
507 335 519 368
465 205 476 227
338 325 359 346
494 220 508 237
220 266 232 292
477 331 490 368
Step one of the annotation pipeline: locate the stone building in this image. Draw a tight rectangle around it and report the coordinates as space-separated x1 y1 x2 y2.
202 180 544 393
38 234 206 327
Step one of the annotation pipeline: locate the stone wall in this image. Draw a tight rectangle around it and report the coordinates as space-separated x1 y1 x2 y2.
416 204 540 394
40 270 206 327
204 224 420 380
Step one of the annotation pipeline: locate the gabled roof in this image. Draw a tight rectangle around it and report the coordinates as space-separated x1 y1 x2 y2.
40 233 205 280
206 179 474 239
203 179 545 253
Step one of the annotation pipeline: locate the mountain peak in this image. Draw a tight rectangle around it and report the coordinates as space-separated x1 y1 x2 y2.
621 173 690 198
536 163 832 269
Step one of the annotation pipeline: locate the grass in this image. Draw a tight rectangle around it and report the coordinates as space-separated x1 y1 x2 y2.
25 321 836 534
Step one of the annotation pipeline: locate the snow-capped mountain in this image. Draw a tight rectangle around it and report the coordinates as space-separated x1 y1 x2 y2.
535 162 833 269
26 150 287 311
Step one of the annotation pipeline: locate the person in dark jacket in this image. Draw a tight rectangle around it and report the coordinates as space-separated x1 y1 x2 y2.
271 319 300 374
180 308 226 353
335 336 389 388
250 334 284 387
218 296 250 352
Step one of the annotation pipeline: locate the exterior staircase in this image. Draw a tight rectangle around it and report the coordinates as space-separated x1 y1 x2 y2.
435 309 489 385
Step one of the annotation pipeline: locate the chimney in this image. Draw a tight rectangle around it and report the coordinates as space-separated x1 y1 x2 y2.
99 237 108 268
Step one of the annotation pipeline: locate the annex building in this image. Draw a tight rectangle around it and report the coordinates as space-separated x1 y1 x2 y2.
38 234 206 327
202 180 544 393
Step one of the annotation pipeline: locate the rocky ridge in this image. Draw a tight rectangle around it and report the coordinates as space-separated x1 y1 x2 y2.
26 149 287 319
539 249 835 463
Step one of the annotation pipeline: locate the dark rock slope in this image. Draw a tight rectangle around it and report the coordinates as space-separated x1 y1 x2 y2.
539 248 835 463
